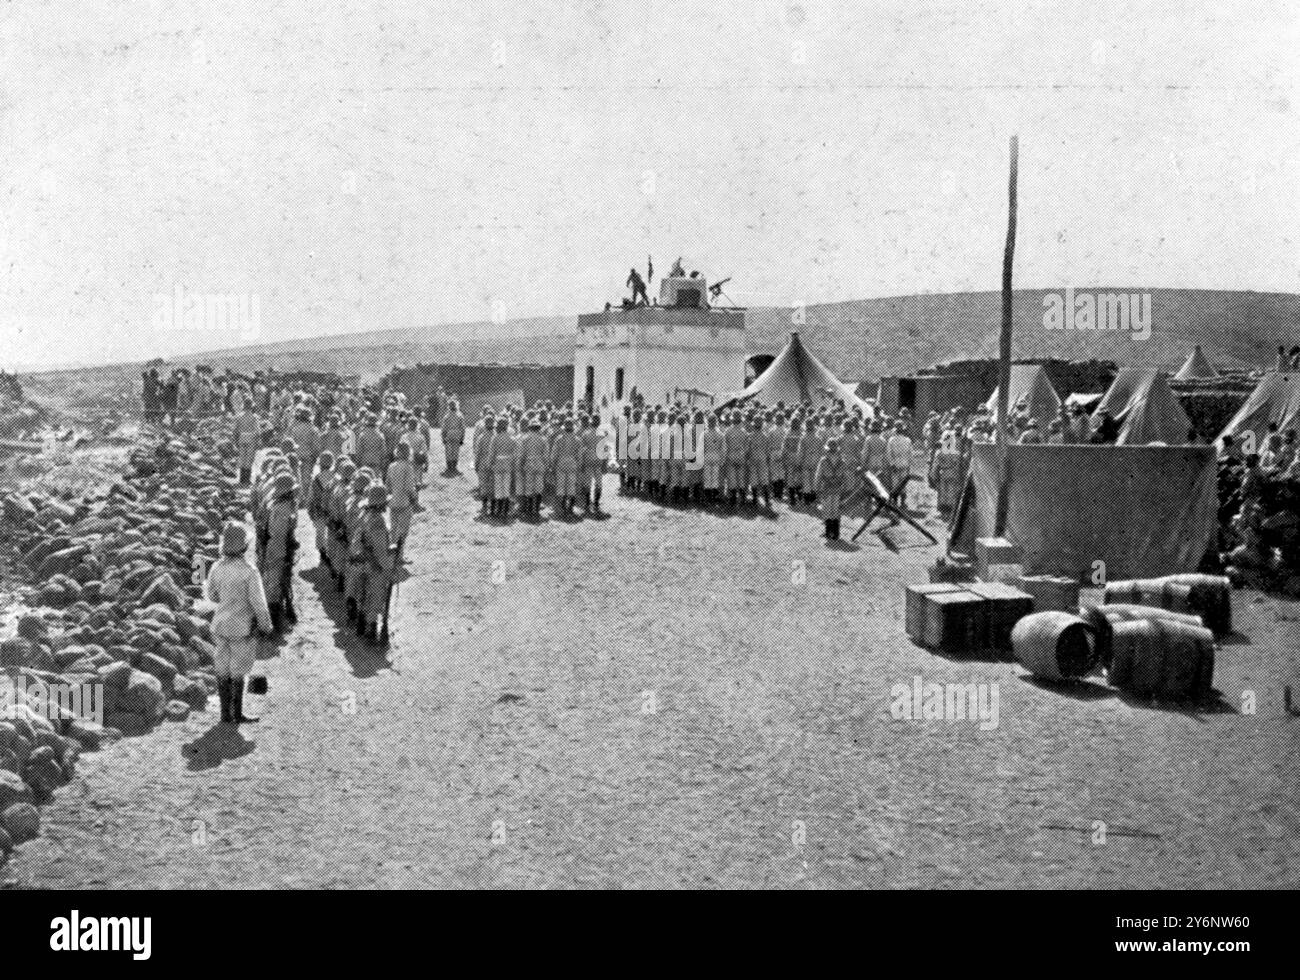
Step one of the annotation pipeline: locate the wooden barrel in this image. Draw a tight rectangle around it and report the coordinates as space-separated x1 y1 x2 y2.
1108 619 1215 701
1163 573 1233 636
1095 604 1205 628
1011 611 1099 681
1105 576 1232 635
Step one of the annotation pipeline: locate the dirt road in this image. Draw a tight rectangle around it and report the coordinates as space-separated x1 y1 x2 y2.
11 447 1300 888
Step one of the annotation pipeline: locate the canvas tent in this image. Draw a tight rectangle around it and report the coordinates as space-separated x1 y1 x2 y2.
1218 372 1300 445
1093 368 1191 445
1173 345 1217 381
948 443 1218 581
1064 391 1103 413
723 332 874 414
984 364 1061 425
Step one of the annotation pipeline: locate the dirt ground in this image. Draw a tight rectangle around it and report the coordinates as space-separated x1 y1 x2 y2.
8 440 1300 889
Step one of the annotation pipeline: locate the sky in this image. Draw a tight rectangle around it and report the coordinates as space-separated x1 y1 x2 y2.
1 0 1298 367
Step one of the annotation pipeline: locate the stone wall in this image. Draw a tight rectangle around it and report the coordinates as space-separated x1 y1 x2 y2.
388 364 574 411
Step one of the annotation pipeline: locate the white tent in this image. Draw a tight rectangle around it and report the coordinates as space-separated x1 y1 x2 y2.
1219 372 1300 445
723 332 874 414
985 364 1061 425
1094 369 1192 445
1173 345 1218 381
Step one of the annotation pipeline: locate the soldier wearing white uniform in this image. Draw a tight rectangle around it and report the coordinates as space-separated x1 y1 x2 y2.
205 522 273 724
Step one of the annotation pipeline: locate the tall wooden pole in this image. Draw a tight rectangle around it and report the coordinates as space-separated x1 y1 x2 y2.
994 135 1018 536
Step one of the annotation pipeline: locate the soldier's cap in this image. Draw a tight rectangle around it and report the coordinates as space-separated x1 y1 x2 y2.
395 442 412 458
296 408 311 420
220 521 250 556
366 485 389 508
496 419 509 430
318 450 336 468
337 460 357 478
352 473 372 492
563 421 575 432
272 473 297 495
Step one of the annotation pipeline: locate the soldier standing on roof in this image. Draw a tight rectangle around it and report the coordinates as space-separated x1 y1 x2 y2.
627 267 649 307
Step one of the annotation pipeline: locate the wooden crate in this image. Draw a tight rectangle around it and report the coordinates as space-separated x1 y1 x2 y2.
929 558 976 584
1017 574 1081 613
922 590 989 654
905 583 965 643
975 537 1021 579
967 582 1036 651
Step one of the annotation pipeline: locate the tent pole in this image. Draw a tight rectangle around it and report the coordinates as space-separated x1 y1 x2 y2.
790 331 810 404
994 135 1018 537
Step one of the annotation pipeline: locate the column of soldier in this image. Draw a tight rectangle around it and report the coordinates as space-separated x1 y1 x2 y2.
470 402 606 520
467 398 923 541
229 384 434 647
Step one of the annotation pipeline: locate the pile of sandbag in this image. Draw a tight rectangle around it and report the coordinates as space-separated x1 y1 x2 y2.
0 422 247 858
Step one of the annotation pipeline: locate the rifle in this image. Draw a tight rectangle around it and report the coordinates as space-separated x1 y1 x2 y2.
844 471 938 546
380 566 397 646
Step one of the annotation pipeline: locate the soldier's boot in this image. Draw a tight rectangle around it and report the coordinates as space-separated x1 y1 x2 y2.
269 603 284 635
823 519 833 539
833 518 842 540
763 489 771 509
346 597 358 623
284 593 298 626
231 677 258 724
217 677 233 723
593 487 602 512
355 610 368 638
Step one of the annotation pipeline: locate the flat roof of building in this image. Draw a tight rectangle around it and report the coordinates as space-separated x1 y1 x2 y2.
578 306 746 329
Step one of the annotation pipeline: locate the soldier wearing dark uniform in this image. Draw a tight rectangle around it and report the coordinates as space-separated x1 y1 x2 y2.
262 472 299 632
627 267 649 306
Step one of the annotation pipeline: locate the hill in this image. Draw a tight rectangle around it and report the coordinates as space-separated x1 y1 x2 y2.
21 289 1299 393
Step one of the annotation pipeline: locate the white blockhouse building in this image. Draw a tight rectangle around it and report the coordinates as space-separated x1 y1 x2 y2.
575 272 746 408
